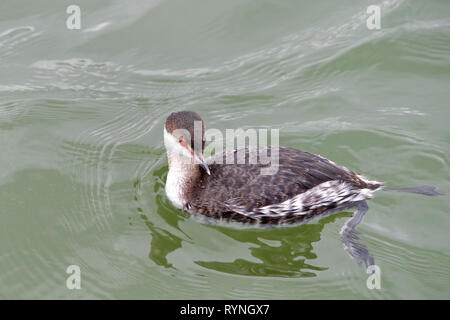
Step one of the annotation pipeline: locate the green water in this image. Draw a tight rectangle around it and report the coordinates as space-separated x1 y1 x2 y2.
1 0 449 299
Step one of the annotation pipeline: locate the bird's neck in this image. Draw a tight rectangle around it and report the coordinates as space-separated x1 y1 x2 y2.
165 152 201 208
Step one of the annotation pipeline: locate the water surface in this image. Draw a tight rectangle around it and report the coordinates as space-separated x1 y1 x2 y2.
1 0 449 299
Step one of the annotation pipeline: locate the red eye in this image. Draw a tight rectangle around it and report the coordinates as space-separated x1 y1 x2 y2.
179 139 189 148
179 139 194 156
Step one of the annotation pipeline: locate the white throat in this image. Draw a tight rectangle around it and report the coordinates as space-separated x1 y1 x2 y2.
165 161 190 209
164 128 197 209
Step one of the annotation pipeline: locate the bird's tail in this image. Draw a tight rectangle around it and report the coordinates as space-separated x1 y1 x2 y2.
383 185 444 196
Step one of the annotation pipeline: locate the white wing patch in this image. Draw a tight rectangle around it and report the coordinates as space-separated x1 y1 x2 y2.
225 180 379 218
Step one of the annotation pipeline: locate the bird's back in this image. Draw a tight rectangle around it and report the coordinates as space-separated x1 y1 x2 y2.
186 147 381 224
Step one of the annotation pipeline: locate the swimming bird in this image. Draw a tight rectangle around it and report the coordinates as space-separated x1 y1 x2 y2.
163 111 442 266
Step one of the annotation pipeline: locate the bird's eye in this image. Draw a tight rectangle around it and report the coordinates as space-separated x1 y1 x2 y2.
179 138 188 148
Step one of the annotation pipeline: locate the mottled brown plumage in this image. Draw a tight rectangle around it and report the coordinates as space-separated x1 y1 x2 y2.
185 147 380 224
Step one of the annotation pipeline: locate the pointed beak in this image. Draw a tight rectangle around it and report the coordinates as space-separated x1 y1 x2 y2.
196 154 210 175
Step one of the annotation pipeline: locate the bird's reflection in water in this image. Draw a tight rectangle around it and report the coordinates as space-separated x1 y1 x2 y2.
139 213 183 269
194 213 353 278
139 165 366 277
137 165 187 269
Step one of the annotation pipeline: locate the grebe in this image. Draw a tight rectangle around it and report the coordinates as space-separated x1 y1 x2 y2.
163 111 443 266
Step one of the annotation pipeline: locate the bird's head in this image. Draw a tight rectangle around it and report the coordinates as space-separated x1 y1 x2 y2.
164 111 210 175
